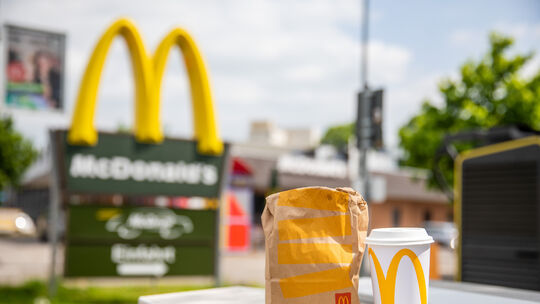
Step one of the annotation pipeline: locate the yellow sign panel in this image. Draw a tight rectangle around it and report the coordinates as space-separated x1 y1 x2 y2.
68 18 223 155
369 248 427 304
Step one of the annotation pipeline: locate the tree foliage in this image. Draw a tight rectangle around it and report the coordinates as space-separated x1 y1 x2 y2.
0 117 37 190
320 123 354 153
399 33 540 192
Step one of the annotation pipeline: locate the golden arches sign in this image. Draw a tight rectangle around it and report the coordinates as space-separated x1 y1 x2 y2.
369 248 427 304
68 18 223 155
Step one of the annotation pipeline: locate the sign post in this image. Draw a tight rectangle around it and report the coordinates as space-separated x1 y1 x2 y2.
356 0 384 201
358 0 371 203
47 130 61 296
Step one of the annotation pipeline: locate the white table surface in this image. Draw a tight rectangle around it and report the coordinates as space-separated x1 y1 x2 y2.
138 286 265 304
139 278 540 304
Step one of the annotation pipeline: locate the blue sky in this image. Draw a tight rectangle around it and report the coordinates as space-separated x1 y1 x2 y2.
370 0 540 75
1 0 539 150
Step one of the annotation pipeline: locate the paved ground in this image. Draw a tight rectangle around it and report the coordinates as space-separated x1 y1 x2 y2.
0 237 454 287
0 238 63 285
0 237 266 286
220 251 265 286
439 245 457 279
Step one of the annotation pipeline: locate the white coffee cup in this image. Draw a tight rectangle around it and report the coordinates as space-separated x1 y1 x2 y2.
365 228 434 304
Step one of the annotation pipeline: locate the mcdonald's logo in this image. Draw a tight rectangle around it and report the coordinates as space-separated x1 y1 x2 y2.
368 248 427 304
68 18 223 155
335 292 351 304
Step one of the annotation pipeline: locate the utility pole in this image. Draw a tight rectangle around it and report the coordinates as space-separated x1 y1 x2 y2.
359 0 371 201
48 131 60 297
0 0 5 116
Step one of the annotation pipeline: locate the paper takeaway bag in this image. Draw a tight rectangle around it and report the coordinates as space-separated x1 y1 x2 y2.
262 187 369 304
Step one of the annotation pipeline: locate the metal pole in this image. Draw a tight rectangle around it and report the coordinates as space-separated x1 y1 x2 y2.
0 0 5 116
48 130 61 297
214 145 230 287
358 1 372 278
359 0 371 202
361 0 369 91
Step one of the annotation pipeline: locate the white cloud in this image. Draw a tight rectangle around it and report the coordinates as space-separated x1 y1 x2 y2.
522 55 540 79
384 73 444 147
493 22 540 40
284 65 326 83
450 22 540 48
369 42 412 84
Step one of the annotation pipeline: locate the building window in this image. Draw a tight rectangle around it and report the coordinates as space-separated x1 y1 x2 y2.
392 208 401 227
423 210 432 222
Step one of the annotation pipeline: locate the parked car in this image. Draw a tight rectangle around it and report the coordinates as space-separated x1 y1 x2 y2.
424 221 458 249
0 207 36 237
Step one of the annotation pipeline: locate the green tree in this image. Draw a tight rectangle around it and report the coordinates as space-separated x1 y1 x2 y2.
399 33 540 193
0 117 37 190
320 122 354 153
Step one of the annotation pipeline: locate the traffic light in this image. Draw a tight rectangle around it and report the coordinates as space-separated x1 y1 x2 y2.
356 89 383 149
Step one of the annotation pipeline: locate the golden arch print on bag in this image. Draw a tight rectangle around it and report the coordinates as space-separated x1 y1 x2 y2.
68 18 223 155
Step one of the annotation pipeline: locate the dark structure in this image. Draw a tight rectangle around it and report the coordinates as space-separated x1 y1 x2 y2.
454 135 540 290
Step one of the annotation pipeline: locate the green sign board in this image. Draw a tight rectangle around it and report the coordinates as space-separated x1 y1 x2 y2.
58 131 227 197
52 130 227 278
65 205 216 277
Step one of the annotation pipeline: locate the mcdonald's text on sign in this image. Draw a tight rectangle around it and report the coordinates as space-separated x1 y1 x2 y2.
60 131 227 197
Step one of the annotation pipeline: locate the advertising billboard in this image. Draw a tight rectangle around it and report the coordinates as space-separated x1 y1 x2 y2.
4 25 65 110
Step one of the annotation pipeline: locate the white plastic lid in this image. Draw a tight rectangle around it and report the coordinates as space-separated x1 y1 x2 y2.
365 227 434 246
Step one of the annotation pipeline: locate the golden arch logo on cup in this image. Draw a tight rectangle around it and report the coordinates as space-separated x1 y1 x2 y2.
365 228 433 304
68 18 223 155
